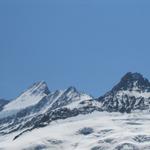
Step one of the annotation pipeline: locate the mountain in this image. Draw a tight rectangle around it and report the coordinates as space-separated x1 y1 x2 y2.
0 83 93 135
98 72 150 113
3 81 50 112
1 72 150 150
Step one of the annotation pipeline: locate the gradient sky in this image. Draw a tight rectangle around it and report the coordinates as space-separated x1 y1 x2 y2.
1 0 150 99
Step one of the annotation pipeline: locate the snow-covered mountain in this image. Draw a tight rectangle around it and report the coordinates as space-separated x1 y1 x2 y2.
3 81 50 112
0 82 93 136
1 72 150 150
98 72 150 113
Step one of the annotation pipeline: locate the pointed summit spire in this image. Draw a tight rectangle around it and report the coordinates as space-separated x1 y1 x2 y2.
28 81 50 95
3 81 50 111
121 72 144 82
66 86 77 92
112 72 150 92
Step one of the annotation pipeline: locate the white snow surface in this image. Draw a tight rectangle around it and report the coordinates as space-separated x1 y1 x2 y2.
64 94 93 109
1 111 150 150
3 81 48 111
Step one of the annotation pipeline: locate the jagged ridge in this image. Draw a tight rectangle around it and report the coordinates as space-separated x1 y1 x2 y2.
1 72 150 139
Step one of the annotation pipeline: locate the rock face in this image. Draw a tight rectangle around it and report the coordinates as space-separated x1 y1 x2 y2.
98 72 150 113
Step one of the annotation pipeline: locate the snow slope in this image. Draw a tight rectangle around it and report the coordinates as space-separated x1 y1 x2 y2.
3 81 50 111
1 111 150 150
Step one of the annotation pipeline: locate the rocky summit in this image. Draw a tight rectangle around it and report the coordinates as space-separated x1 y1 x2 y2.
98 72 150 113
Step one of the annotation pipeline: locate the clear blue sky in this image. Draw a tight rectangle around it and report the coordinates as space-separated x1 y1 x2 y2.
1 0 150 99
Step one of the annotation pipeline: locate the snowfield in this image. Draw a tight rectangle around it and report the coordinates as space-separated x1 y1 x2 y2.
0 111 150 150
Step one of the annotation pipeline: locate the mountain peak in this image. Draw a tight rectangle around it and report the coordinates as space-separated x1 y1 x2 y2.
66 86 77 93
3 81 50 112
121 72 144 81
112 72 150 92
98 72 150 113
28 81 50 95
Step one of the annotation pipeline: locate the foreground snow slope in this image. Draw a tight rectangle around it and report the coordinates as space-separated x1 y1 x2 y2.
1 111 150 150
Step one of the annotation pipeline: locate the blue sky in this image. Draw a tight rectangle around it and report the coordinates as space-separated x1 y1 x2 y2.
1 0 150 99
